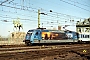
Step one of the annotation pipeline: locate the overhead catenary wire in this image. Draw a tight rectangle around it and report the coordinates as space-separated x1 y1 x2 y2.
0 4 37 13
0 0 86 21
60 0 90 12
29 0 87 19
67 0 90 8
40 8 86 19
0 0 88 26
0 10 37 19
0 0 86 35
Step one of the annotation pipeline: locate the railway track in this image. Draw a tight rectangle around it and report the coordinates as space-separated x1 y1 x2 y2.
0 44 90 54
0 44 90 60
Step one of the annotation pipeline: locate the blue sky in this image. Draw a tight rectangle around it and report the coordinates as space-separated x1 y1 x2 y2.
0 0 90 37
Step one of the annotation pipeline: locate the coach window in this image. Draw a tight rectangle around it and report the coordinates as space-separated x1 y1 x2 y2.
79 34 81 38
80 34 81 38
81 34 82 38
87 35 89 38
85 35 87 38
85 35 86 38
83 35 84 38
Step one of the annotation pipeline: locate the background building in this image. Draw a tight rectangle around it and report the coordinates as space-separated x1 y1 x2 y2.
76 18 90 33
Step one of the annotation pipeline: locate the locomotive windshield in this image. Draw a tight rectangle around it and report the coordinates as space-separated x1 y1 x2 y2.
25 30 34 40
27 30 34 35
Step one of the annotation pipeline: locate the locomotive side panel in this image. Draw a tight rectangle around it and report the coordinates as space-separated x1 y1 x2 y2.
33 30 78 43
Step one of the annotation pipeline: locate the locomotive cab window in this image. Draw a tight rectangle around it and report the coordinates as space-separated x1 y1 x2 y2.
35 32 38 35
27 32 32 35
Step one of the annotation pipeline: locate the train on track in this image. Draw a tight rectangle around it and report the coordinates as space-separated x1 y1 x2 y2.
23 28 90 46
